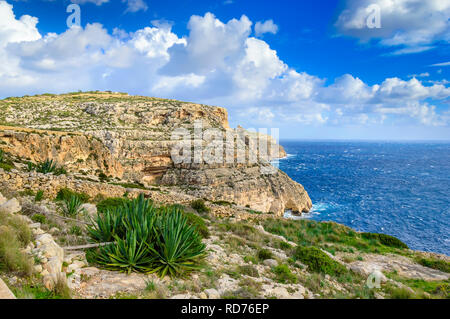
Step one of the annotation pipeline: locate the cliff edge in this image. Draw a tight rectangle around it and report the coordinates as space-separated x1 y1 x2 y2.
0 91 312 215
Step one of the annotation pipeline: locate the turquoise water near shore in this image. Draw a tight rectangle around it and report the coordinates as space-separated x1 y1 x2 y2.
278 141 450 256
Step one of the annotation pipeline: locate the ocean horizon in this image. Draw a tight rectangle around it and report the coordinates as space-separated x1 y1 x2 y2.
279 140 450 256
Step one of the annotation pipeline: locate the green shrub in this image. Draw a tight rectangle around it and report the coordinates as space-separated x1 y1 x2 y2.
293 246 347 276
34 190 44 202
417 258 450 273
0 162 14 171
31 214 47 224
272 264 297 284
96 197 131 214
56 188 89 203
360 232 408 249
62 195 85 217
183 212 209 238
238 265 259 277
257 248 273 261
191 199 210 213
87 194 206 277
387 286 416 299
98 172 108 182
70 226 82 236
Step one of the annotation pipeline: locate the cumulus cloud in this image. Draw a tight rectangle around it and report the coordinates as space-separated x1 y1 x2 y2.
254 20 278 37
0 1 449 129
336 0 450 55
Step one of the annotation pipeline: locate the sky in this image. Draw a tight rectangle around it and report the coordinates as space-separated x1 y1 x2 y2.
0 0 449 140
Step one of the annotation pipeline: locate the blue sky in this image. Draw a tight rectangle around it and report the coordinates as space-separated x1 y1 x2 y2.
1 0 450 140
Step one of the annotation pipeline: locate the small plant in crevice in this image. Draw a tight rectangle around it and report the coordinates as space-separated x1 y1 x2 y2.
34 190 44 202
28 159 67 175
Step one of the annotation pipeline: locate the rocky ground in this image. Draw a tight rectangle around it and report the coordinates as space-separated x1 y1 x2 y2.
0 187 448 300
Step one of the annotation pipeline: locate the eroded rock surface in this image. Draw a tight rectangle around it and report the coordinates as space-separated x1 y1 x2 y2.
0 92 312 215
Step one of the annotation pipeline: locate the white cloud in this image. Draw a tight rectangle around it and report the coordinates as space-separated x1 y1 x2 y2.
430 62 450 67
336 0 450 55
122 0 148 13
254 20 278 37
0 2 449 129
408 72 429 78
71 0 110 5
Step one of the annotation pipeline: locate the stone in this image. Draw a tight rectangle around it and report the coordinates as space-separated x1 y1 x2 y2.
81 203 97 217
49 227 60 234
263 259 278 267
270 287 290 299
36 233 54 246
199 292 208 299
45 256 63 275
0 192 6 206
0 198 21 214
34 265 43 273
0 278 16 299
204 288 220 299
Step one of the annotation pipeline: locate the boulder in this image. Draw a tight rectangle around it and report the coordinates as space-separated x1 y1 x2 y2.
81 203 97 218
0 278 15 299
0 198 21 214
0 192 6 206
204 288 220 299
263 259 278 267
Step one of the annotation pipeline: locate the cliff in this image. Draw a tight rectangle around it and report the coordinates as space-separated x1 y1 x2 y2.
0 92 311 215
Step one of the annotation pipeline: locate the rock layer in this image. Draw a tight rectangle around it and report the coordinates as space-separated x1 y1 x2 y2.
0 92 312 215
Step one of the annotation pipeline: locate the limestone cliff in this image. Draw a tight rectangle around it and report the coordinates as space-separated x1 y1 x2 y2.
0 92 312 215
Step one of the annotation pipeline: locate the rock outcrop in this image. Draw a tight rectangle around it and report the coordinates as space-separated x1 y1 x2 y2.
0 92 312 215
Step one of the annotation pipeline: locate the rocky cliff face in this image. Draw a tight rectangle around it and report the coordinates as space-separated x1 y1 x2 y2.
0 92 312 215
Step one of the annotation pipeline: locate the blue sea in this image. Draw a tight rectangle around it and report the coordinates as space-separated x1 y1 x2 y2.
278 141 450 256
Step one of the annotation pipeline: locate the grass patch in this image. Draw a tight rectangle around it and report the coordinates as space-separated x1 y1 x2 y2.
263 218 407 254
360 232 408 249
416 257 450 273
0 212 32 276
257 248 273 261
272 264 297 284
183 212 210 238
96 197 131 214
56 188 89 203
31 214 47 224
293 246 347 276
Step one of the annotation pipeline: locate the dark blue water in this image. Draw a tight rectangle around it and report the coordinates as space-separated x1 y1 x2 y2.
278 141 450 256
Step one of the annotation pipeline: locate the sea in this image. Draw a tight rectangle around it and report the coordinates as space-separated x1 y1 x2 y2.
278 140 450 256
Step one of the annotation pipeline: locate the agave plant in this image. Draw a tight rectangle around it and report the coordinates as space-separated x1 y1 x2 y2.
87 194 206 277
62 195 85 217
148 210 206 278
92 231 154 274
36 159 58 174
